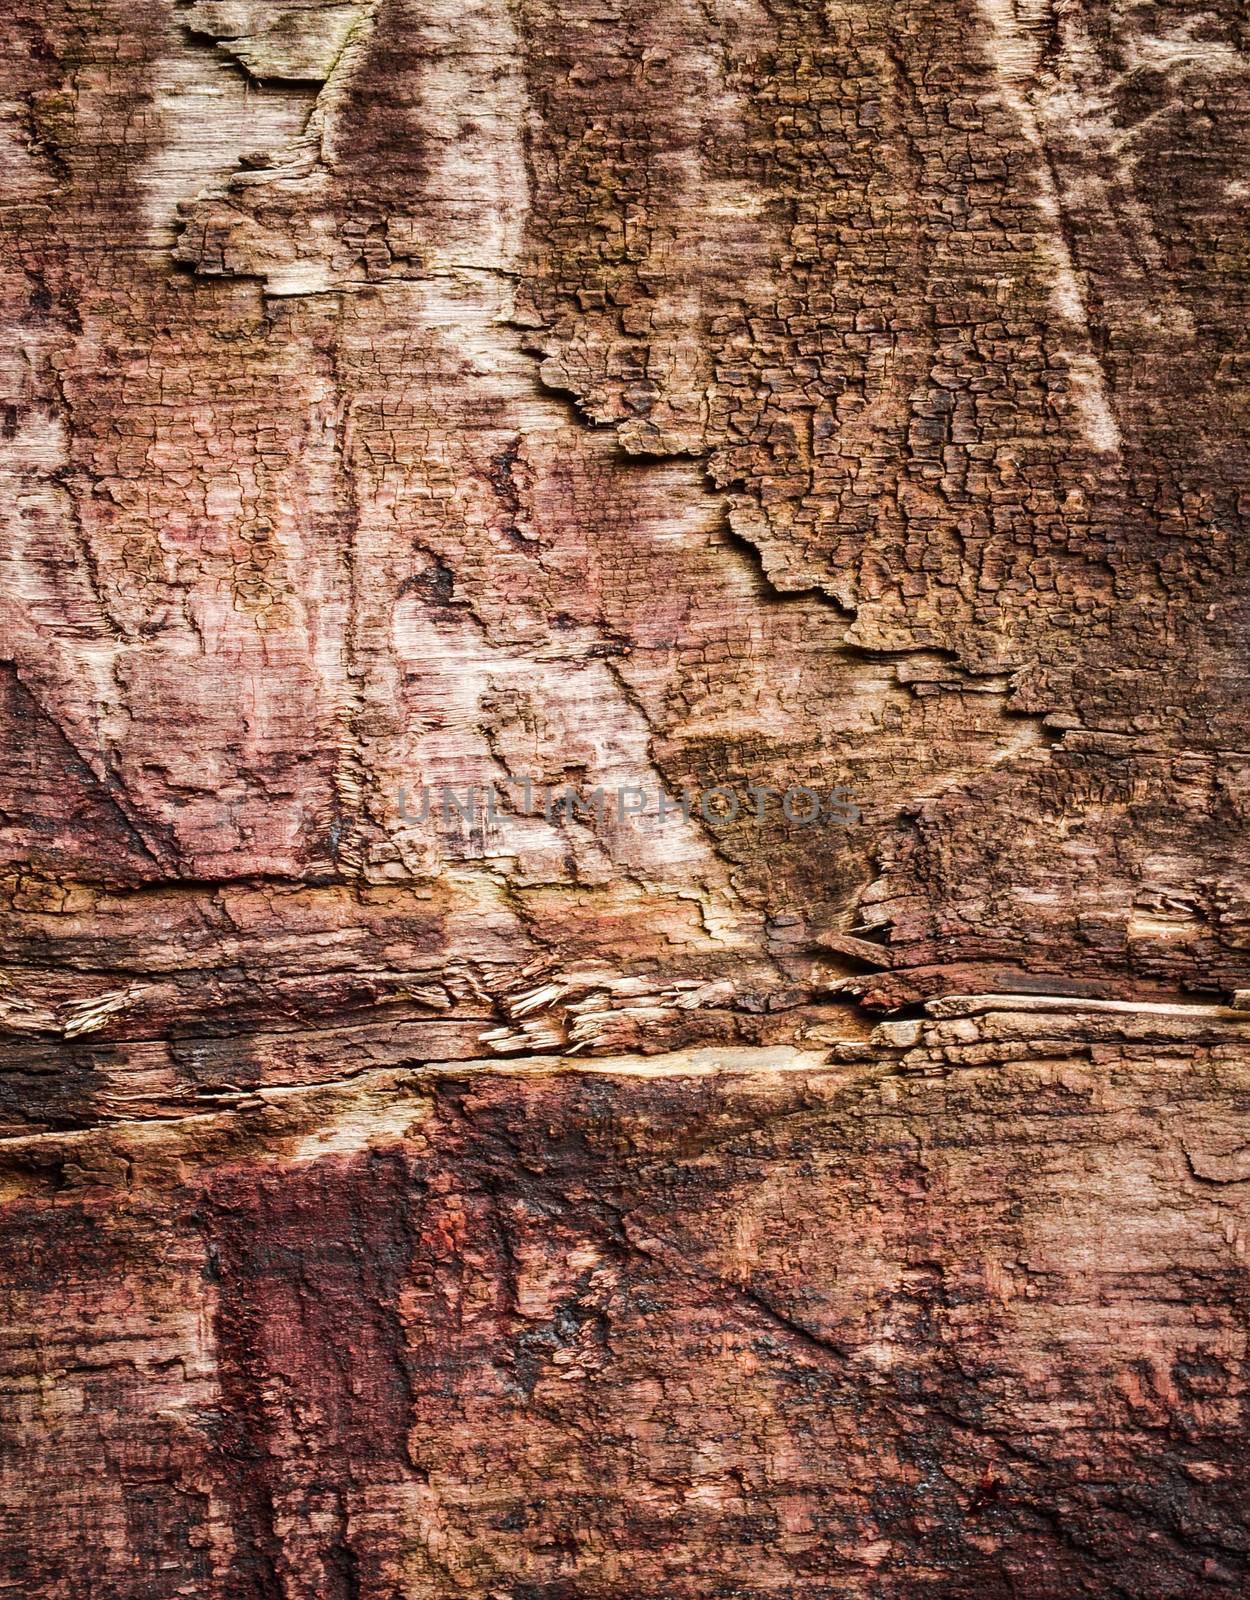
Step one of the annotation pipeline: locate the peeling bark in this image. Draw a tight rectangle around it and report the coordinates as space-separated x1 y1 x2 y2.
2 0 1250 1591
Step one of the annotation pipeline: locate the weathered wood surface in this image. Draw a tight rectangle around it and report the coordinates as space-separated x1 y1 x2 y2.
3 0 1250 1591
6 1014 1250 1596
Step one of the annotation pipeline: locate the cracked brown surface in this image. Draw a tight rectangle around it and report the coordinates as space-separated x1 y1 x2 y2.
2 0 1250 1592
5 1018 1250 1596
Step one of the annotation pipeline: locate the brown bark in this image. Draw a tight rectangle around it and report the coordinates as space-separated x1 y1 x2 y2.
2 0 1250 1592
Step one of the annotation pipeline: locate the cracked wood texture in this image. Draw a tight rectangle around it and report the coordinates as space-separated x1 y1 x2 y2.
3 0 1250 1594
